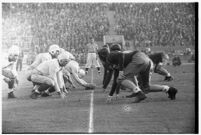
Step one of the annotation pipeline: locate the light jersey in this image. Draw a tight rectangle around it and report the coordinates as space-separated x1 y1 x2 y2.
3 61 18 77
30 53 52 68
87 42 98 53
36 59 63 92
64 60 88 87
60 48 75 60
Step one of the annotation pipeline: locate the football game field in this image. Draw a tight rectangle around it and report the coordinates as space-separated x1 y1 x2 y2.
2 64 196 133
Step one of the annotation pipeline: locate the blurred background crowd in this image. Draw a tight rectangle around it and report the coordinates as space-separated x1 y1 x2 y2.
2 3 195 64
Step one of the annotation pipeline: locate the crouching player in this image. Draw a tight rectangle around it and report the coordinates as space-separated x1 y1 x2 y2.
148 52 173 81
42 59 96 97
143 48 173 81
63 60 96 90
2 45 20 98
27 44 60 70
29 52 70 99
99 47 178 103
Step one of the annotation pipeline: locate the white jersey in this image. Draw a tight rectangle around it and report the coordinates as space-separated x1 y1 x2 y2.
8 45 20 55
60 48 75 60
30 53 52 69
2 61 18 78
65 51 75 60
64 60 87 87
87 42 98 53
36 59 63 92
2 46 19 78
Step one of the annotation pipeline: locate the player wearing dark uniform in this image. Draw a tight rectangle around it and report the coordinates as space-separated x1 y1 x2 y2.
99 44 121 92
148 52 173 81
98 47 178 103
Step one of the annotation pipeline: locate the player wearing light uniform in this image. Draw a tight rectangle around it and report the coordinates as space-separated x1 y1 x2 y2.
28 44 60 70
2 45 20 98
85 37 101 74
29 52 70 99
39 60 95 96
63 60 95 89
60 48 75 60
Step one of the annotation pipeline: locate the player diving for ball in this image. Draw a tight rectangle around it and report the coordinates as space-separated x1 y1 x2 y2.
98 46 178 103
2 45 20 98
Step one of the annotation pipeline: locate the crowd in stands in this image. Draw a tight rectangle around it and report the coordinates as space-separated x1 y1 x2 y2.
113 3 195 47
3 3 110 63
2 3 195 64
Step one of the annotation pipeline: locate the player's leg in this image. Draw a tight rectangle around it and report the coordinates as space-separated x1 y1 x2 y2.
102 66 107 85
20 59 23 71
140 64 178 100
103 69 113 89
2 69 18 98
120 63 147 103
93 53 101 74
16 60 19 71
122 54 152 102
154 65 173 81
85 53 92 74
30 74 55 99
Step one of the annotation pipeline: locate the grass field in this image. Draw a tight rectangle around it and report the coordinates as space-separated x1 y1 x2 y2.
2 63 196 133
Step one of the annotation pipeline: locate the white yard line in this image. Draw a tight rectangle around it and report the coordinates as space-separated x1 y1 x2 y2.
91 68 94 84
88 90 94 133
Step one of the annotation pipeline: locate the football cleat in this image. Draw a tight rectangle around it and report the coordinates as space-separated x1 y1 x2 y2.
132 91 147 103
167 87 178 100
41 92 51 97
8 92 16 99
30 92 40 99
164 76 173 81
126 92 138 98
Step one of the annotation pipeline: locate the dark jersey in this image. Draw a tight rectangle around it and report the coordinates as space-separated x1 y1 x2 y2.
148 52 164 65
107 51 138 70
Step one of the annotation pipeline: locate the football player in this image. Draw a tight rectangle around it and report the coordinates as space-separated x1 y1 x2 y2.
27 44 60 70
2 45 20 98
98 47 178 103
148 52 173 81
29 52 70 99
40 59 96 97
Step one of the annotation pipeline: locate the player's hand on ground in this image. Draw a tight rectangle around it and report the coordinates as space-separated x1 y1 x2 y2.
61 87 68 96
85 83 96 90
102 88 107 93
106 96 112 103
57 91 65 99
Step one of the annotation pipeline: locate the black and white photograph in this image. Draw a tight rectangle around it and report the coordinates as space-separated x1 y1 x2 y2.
1 1 198 134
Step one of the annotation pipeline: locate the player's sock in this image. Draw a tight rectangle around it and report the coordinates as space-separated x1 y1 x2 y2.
85 68 89 74
44 89 50 94
97 67 101 73
162 85 170 92
166 73 171 77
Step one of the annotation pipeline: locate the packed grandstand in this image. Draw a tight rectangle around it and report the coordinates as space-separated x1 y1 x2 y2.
2 3 195 64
